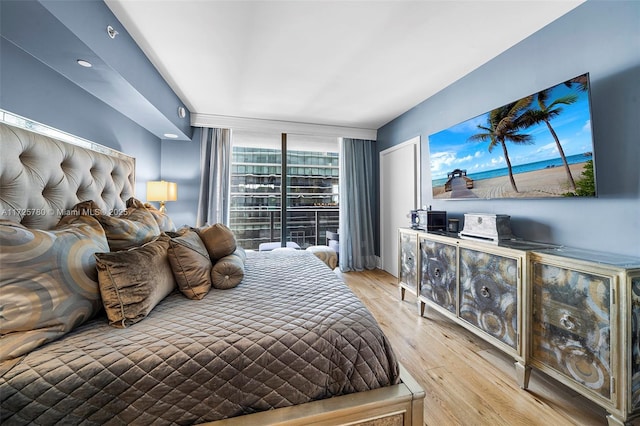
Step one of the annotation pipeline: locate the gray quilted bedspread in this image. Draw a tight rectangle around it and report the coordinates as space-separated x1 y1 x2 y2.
0 251 399 425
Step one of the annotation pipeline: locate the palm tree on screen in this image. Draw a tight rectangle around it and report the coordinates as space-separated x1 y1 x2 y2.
525 89 579 191
468 96 535 193
565 74 589 92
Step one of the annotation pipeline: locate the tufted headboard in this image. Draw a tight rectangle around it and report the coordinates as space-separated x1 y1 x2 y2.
0 115 135 230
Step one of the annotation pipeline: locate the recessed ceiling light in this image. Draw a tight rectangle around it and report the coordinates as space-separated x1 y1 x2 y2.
163 133 179 139
77 59 92 68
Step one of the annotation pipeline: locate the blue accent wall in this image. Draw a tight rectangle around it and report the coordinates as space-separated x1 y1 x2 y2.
0 0 194 200
160 128 203 227
0 37 161 197
39 0 190 136
377 1 640 257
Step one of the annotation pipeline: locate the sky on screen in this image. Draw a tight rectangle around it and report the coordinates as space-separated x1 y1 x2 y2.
428 82 593 181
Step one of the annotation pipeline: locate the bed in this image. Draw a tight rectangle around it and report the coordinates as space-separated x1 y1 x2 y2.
0 115 424 425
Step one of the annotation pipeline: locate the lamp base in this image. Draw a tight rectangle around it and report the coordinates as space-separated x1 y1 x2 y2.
158 201 167 213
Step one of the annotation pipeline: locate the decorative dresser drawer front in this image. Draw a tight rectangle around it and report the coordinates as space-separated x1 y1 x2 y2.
632 276 640 411
459 248 518 349
543 299 593 340
400 232 417 287
420 238 457 313
531 262 612 400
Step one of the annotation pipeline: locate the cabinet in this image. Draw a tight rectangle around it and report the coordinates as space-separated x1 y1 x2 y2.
403 229 531 383
528 248 640 426
397 228 640 425
398 228 419 300
458 246 520 351
419 235 456 314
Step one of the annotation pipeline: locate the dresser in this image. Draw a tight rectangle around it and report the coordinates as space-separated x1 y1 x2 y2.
528 247 640 426
398 228 419 301
397 228 640 426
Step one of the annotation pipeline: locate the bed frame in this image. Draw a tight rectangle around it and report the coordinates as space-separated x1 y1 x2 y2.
0 112 425 425
0 111 136 229
208 365 424 426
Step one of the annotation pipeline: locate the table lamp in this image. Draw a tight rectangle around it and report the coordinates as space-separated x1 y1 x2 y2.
146 180 177 212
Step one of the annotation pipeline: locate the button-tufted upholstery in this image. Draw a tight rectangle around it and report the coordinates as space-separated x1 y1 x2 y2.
0 122 135 229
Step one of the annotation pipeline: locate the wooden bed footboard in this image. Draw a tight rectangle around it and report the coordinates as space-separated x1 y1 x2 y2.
205 364 424 426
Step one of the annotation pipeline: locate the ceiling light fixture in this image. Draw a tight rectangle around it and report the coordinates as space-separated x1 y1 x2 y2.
107 25 119 39
177 106 186 119
163 133 178 139
77 59 92 68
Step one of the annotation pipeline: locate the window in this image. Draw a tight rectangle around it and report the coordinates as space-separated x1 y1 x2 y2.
229 131 339 250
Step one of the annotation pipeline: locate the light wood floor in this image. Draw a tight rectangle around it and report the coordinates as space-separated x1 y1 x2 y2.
336 268 614 426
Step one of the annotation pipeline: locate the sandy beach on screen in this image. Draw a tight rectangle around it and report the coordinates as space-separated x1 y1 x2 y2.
433 162 589 199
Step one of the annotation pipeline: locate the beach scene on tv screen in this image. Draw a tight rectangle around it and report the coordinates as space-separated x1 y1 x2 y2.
429 73 596 199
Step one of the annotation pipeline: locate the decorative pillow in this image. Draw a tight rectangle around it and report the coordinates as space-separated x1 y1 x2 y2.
165 225 192 238
95 235 175 328
143 202 177 233
0 216 109 361
196 223 237 261
94 198 161 251
167 229 212 299
211 247 246 290
67 199 103 216
63 198 161 251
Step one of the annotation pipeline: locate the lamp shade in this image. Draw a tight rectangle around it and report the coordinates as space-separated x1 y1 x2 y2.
147 181 177 202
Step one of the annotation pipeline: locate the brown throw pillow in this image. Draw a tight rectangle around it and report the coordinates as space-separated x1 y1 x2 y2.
167 229 212 299
0 216 109 361
196 223 237 261
211 247 246 289
95 235 175 328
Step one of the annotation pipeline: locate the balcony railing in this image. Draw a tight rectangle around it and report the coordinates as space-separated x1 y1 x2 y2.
229 207 339 250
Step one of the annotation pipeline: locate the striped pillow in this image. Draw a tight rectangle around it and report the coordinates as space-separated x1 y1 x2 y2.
0 216 109 361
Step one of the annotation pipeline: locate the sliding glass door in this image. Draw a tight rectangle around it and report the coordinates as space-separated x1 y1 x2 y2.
229 130 281 250
229 130 339 250
285 134 339 249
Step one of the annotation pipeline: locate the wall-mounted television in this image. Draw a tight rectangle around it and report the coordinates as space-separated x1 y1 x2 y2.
428 73 596 200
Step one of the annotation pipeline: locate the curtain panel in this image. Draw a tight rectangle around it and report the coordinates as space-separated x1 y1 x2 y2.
339 138 377 272
196 127 232 227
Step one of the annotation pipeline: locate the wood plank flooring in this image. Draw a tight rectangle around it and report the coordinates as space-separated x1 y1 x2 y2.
336 268 614 426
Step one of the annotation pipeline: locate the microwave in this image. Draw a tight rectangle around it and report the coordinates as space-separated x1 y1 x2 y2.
410 210 447 231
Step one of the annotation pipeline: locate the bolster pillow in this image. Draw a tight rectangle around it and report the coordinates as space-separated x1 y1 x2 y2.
196 223 237 261
211 247 246 289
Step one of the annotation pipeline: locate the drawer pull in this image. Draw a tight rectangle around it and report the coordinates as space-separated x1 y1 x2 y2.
434 267 441 277
480 286 491 298
559 314 577 331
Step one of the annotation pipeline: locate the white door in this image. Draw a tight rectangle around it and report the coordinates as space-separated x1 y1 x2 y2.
380 137 419 277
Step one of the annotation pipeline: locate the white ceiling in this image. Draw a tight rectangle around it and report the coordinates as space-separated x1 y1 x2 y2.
105 0 584 131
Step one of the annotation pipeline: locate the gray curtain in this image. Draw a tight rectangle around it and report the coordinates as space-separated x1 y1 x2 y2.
339 138 377 272
196 127 232 226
